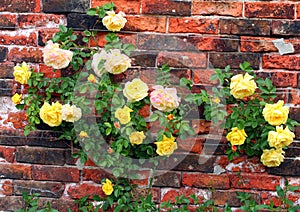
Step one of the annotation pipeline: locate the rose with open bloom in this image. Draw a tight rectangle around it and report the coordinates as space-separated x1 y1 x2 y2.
115 105 133 124
226 127 247 146
43 41 73 69
61 104 82 122
268 126 295 149
87 74 97 83
102 11 127 32
13 62 31 84
155 135 177 157
79 131 88 139
123 78 149 102
260 148 284 167
39 101 62 127
150 85 180 112
262 100 289 126
129 131 146 145
91 49 107 77
102 179 114 195
230 73 257 99
104 49 131 74
11 93 22 105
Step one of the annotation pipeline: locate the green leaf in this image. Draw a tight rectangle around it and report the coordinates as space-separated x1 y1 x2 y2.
59 25 67 33
276 185 284 198
87 8 97 16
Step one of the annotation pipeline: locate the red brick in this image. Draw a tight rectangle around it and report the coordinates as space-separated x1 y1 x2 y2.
67 183 104 199
82 168 114 184
225 156 266 173
18 14 66 29
189 36 239 52
8 47 43 63
124 15 166 32
288 89 300 105
212 190 260 206
0 164 31 180
0 62 14 78
0 180 13 196
157 51 207 68
169 18 218 34
192 1 242 17
0 146 15 163
92 0 141 14
142 0 191 16
263 54 300 70
89 32 137 48
0 14 17 29
193 69 218 85
38 29 60 46
39 64 61 78
182 173 230 189
3 111 27 129
177 137 204 154
272 20 300 36
0 31 37 46
271 71 298 88
287 177 300 192
132 187 160 203
192 119 211 134
240 36 277 53
230 173 281 190
32 165 80 182
297 4 300 19
245 2 294 19
0 0 40 12
161 187 205 203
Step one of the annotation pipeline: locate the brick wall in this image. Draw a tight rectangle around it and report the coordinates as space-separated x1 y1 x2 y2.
0 0 299 211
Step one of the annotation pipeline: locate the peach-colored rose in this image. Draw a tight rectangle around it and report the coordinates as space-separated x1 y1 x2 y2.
104 49 131 74
91 49 108 77
150 85 180 112
61 104 82 122
102 11 127 32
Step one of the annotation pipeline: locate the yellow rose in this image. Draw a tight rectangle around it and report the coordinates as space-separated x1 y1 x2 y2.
39 101 62 127
104 49 131 74
115 106 133 124
155 135 178 157
61 104 82 122
87 74 97 83
102 179 114 196
79 131 88 138
11 93 22 105
260 148 284 167
123 78 149 102
43 41 73 69
102 11 127 32
262 100 289 126
13 62 31 84
268 126 295 149
129 131 146 145
226 127 247 146
230 73 257 99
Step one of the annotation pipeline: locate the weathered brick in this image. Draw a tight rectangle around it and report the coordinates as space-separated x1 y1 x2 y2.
209 53 260 69
124 15 166 32
290 107 300 122
16 147 65 165
272 20 300 36
169 18 218 34
131 51 157 67
172 154 216 172
230 173 281 190
0 14 17 30
263 54 300 70
92 0 141 14
212 190 261 206
0 180 13 196
297 4 300 19
192 1 242 17
0 47 8 62
13 180 65 198
0 196 24 211
142 0 191 16
42 0 89 13
0 0 40 12
161 187 206 203
39 64 61 78
240 36 277 53
288 89 300 105
0 31 37 46
152 171 181 187
188 36 239 52
89 32 137 48
220 19 270 36
0 146 15 163
182 173 230 189
193 69 218 85
0 62 14 78
8 47 43 63
67 183 104 199
271 71 298 88
39 198 77 212
0 80 13 96
157 51 207 68
18 14 66 29
38 29 59 46
177 137 204 154
82 168 114 183
224 156 266 173
0 164 31 180
67 13 106 31
32 165 80 182
267 159 300 176
245 2 294 19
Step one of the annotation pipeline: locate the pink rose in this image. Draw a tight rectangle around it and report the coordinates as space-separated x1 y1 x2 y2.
150 85 180 112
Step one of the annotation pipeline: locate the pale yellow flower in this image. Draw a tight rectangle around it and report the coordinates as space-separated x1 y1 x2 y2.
115 106 133 124
230 73 257 99
260 148 284 167
79 131 88 138
155 135 177 157
91 50 107 77
104 49 131 74
13 62 31 84
43 41 73 69
102 179 114 195
61 104 82 122
102 11 127 32
11 93 22 105
262 100 289 126
39 101 62 127
150 85 180 112
129 131 146 145
268 126 295 149
123 78 149 102
226 127 247 146
87 74 97 83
